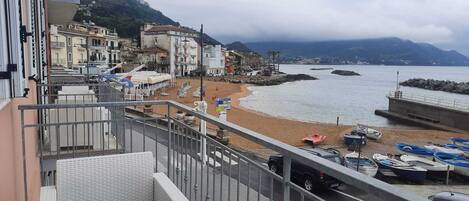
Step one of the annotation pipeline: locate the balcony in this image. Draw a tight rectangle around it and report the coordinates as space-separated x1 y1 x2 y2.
51 42 65 48
18 82 425 201
89 45 107 50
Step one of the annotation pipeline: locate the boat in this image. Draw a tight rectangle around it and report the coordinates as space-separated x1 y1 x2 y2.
424 145 465 156
395 143 434 158
302 134 327 145
445 144 469 153
352 124 383 140
450 137 469 146
344 152 378 177
434 152 469 177
344 133 367 146
400 154 453 177
373 154 427 183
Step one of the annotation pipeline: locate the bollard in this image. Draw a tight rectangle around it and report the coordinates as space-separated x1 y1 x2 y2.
446 165 450 185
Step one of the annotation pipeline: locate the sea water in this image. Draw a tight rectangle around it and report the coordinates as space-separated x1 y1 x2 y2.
240 64 469 127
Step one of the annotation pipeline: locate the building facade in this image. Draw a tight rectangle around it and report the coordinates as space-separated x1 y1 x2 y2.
203 45 225 76
50 22 121 69
141 24 199 79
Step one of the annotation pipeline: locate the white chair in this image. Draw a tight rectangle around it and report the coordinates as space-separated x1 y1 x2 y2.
40 152 188 201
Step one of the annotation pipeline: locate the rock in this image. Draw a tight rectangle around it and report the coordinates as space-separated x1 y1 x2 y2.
310 67 333 70
400 78 469 95
204 74 318 86
331 70 360 76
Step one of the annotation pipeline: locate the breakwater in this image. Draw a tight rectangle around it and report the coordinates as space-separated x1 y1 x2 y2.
400 78 469 95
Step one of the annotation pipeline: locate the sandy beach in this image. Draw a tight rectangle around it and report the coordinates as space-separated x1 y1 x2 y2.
150 78 468 158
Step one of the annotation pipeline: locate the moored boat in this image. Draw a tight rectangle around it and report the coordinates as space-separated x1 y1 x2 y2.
344 133 367 146
352 124 382 140
373 154 427 183
345 152 378 177
400 154 452 177
434 152 469 177
424 145 464 156
450 137 469 146
395 143 434 158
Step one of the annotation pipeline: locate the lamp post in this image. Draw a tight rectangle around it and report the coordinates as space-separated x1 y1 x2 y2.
199 24 204 101
197 24 207 164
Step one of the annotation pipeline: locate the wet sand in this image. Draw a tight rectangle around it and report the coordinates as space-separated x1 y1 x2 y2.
150 78 468 157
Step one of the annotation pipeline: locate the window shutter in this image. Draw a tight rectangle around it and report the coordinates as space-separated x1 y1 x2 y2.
28 0 38 78
7 0 26 97
38 0 47 82
0 0 10 99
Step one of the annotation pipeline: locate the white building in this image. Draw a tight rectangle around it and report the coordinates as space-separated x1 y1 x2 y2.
141 24 199 79
203 45 225 76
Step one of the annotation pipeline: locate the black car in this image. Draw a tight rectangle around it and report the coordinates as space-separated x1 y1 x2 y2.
268 148 343 192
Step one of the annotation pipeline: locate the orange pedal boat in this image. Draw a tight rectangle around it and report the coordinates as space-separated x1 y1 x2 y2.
302 133 327 145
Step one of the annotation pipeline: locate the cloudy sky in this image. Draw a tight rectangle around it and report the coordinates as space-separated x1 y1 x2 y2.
148 0 469 56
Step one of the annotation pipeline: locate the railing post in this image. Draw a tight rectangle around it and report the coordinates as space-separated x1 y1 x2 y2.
283 156 291 201
167 104 172 177
21 110 29 201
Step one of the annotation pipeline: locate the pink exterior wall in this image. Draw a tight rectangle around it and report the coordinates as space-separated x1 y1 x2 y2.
0 0 42 199
0 82 41 201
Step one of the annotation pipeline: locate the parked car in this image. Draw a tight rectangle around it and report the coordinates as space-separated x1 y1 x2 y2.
267 148 343 192
428 192 469 201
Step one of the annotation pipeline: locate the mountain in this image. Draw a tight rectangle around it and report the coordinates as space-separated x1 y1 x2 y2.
245 38 469 66
225 41 255 53
74 0 179 38
74 0 221 44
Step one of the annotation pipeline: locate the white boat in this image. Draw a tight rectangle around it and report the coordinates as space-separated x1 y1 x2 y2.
353 124 382 140
345 152 378 177
400 154 453 174
373 154 427 183
434 152 469 177
424 145 465 156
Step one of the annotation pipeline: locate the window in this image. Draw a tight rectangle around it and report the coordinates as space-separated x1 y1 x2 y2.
0 0 9 99
68 52 72 62
0 0 26 98
68 37 72 46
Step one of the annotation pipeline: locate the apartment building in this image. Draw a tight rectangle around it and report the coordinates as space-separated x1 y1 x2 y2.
49 22 121 69
141 24 199 78
0 0 48 200
50 24 88 68
203 44 225 76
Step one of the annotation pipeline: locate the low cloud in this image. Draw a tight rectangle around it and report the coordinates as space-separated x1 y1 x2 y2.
149 0 469 56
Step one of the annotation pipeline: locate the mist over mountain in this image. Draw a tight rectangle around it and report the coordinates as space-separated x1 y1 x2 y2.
245 38 469 66
225 41 255 53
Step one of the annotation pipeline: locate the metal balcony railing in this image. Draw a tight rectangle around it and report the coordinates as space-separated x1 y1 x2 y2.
18 85 425 201
388 91 469 112
51 41 65 48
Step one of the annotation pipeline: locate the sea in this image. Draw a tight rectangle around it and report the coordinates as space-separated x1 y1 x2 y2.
239 65 469 127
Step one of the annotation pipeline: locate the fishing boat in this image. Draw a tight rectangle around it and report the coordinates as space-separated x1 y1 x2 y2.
450 137 469 146
400 154 452 177
344 133 367 146
344 152 378 177
424 145 465 156
352 124 383 140
395 143 434 158
434 152 469 177
302 134 327 145
373 154 427 183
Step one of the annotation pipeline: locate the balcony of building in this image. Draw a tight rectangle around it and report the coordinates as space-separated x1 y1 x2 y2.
17 81 425 201
51 42 65 49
